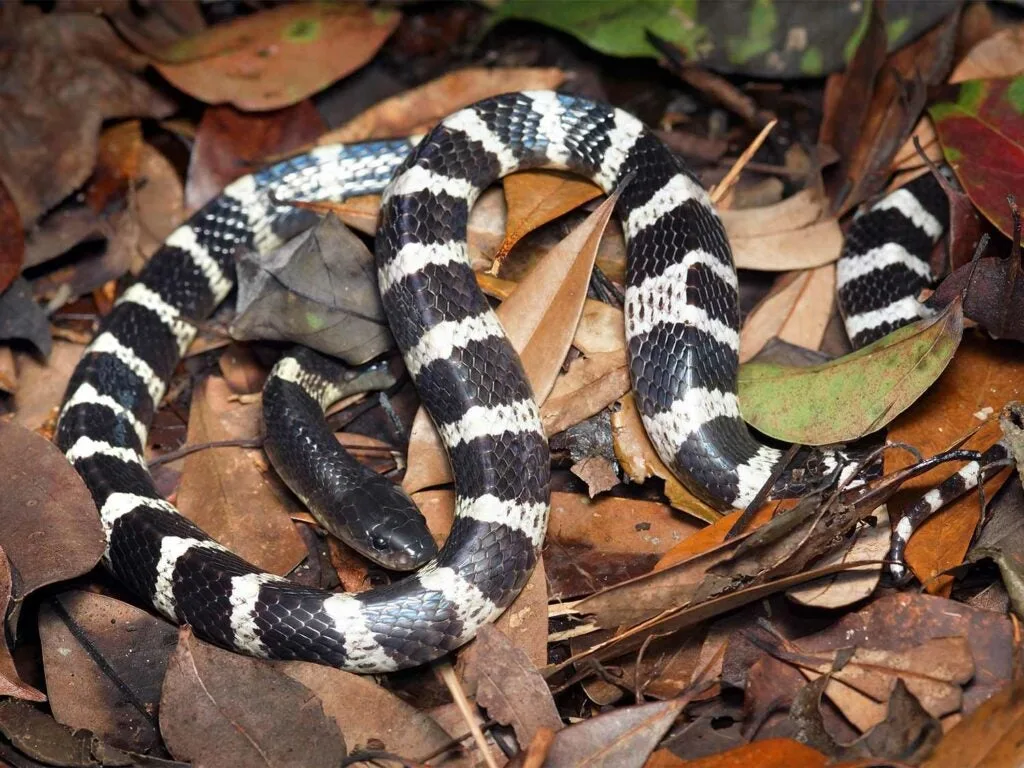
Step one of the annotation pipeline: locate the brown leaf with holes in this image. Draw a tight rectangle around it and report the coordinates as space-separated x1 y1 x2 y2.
496 171 602 263
318 66 565 143
176 376 307 575
739 264 835 363
0 420 105 621
403 190 620 494
39 590 177 752
160 627 346 768
471 625 563 748
887 336 1024 593
154 4 400 111
186 101 325 210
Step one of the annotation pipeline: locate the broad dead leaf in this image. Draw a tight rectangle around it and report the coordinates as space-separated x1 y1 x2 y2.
739 264 836 363
176 377 307 575
541 351 629 436
950 24 1024 83
0 550 45 702
403 190 620 493
645 738 829 767
318 66 565 143
13 340 84 432
921 676 1024 767
160 628 346 768
39 591 177 752
155 4 400 111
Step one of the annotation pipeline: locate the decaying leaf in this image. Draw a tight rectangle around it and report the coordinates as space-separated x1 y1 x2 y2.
921 676 1024 767
0 174 23 294
0 550 45 702
739 264 835 363
175 376 307 575
39 591 177 752
739 300 964 445
646 738 829 768
0 421 105 621
231 213 393 365
160 628 346 768
154 4 400 111
0 277 51 358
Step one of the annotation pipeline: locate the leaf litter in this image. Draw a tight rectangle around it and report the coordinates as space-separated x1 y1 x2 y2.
3 3 1024 767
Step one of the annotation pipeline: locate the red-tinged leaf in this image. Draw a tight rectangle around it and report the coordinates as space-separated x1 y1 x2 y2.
931 76 1024 243
543 699 683 768
646 738 829 767
154 4 400 111
0 174 24 293
0 420 105 619
186 101 325 210
39 591 178 752
160 628 346 768
85 120 143 213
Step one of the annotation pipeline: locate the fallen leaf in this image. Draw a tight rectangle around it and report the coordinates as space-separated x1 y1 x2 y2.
497 171 602 263
0 277 51 358
86 120 143 214
728 219 843 271
106 0 207 61
0 420 105 620
175 376 307 575
0 550 45 702
403 189 620 493
0 345 15 394
39 591 177 752
541 351 630 436
739 264 835 363
921 676 1024 767
717 188 827 240
185 101 325 210
969 478 1024 619
541 699 682 768
571 456 620 497
888 335 1024 592
950 24 1024 83
218 343 268 395
653 505 780 572
13 340 83 433
738 300 964 445
932 248 1024 342
154 4 400 111
230 214 393 365
318 66 565 143
646 738 829 768
931 76 1024 244
611 394 720 523
0 173 23 293
160 628 346 768
471 625 563 748
277 661 460 763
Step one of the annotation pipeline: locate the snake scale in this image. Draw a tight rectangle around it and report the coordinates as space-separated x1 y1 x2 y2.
55 91 1003 672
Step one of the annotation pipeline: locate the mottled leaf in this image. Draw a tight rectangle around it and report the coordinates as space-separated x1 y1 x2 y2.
738 300 963 445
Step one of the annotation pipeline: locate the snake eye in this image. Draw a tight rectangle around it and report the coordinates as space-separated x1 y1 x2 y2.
370 535 389 552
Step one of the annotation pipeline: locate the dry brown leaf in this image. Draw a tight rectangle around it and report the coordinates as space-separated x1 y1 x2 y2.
541 350 629 436
739 264 836 363
653 504 780 572
892 117 942 172
718 188 825 239
155 4 399 111
888 336 1024 593
950 24 1024 83
403 191 620 494
611 393 720 523
645 739 829 768
318 66 565 143
496 170 602 264
0 345 16 394
921 676 1024 767
0 550 45 702
729 219 843 271
13 341 84 433
176 377 307 575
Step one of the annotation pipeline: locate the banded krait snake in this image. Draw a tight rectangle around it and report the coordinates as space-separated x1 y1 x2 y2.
55 91 999 671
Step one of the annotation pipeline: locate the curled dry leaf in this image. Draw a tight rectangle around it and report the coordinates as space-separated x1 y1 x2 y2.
39 591 178 753
185 101 325 210
949 24 1024 83
541 350 630 436
160 628 346 768
0 550 45 702
154 4 400 111
543 698 683 768
738 300 964 446
739 264 835 363
277 661 459 764
0 420 105 619
403 189 620 494
319 66 565 143
470 625 563 748
175 376 307 575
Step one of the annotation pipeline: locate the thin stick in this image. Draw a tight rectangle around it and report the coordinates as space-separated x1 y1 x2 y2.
435 661 499 768
710 119 778 205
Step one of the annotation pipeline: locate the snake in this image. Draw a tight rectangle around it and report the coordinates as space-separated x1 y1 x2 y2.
55 90 1002 672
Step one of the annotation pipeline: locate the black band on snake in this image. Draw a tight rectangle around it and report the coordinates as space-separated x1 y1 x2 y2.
55 90 998 671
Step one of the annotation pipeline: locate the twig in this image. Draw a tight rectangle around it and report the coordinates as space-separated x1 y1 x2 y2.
435 661 499 768
147 437 263 469
710 119 778 205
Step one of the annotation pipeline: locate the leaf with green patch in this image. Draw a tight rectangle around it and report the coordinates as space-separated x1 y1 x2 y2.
738 300 963 445
931 76 1024 243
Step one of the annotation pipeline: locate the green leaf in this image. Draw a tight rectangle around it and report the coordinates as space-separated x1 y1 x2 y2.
737 301 964 445
931 76 1024 244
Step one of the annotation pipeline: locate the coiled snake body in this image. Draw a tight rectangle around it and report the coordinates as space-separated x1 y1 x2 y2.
56 91 996 671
